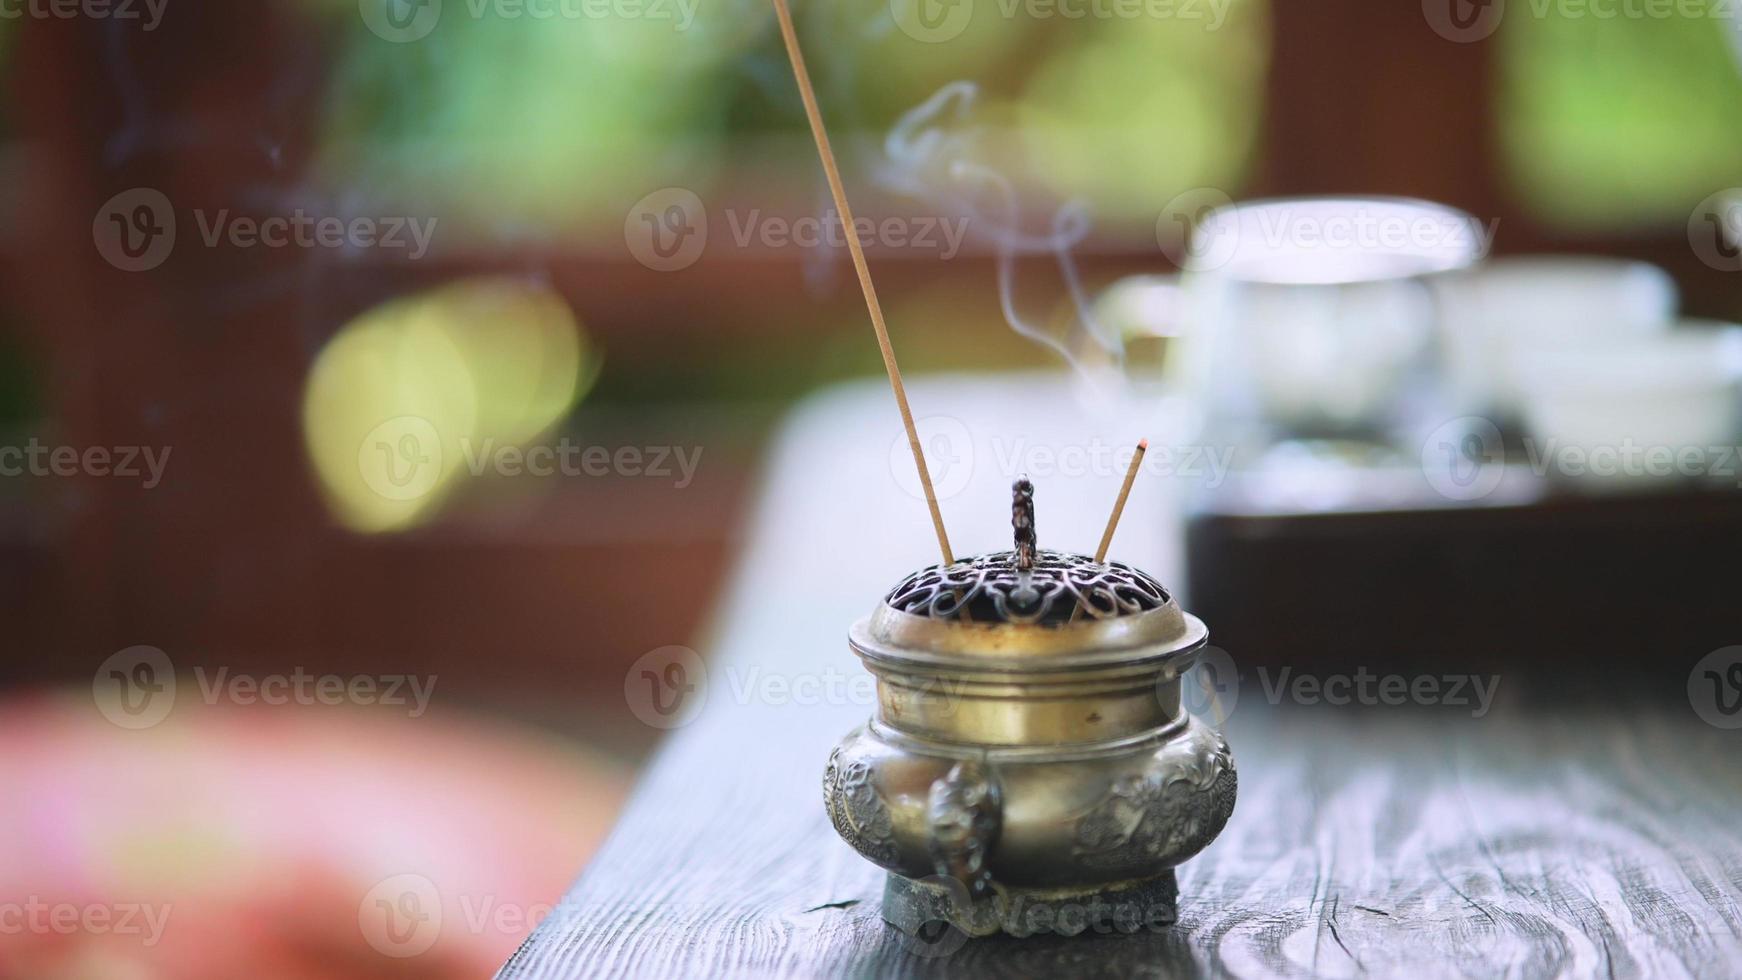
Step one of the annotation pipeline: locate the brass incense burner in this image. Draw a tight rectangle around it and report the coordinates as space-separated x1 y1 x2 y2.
824 482 1237 938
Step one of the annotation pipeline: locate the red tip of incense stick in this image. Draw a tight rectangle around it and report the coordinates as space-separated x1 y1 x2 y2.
1137 439 1149 451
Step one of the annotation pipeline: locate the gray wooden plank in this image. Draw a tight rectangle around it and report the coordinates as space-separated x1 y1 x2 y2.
498 376 1742 980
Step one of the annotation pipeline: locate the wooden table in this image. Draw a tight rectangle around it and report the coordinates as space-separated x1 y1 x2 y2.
498 376 1742 979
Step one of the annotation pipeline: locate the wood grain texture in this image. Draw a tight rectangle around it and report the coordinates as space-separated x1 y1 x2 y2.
498 377 1742 980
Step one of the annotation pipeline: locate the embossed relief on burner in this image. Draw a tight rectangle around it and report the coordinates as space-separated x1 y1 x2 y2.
1072 728 1237 869
824 746 897 866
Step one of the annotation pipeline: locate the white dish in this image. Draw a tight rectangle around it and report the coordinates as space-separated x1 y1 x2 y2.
1438 256 1678 419
1514 322 1742 487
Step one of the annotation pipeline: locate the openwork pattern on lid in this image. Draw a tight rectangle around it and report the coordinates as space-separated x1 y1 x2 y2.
884 549 1170 625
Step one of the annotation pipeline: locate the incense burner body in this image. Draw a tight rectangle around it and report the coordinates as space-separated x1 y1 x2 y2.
824 550 1236 938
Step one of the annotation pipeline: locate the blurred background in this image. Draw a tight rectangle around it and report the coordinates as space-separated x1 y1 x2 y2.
4 0 1742 975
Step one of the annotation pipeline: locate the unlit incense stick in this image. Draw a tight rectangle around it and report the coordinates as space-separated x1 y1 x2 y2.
770 0 955 565
1071 439 1147 623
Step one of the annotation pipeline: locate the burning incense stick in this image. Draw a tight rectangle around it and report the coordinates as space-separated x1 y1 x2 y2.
770 0 955 565
1094 439 1147 562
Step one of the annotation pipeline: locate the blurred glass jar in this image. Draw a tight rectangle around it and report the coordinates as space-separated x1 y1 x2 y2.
1107 197 1486 448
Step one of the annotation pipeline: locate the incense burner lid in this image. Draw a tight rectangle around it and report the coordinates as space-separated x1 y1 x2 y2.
858 549 1204 672
886 549 1170 624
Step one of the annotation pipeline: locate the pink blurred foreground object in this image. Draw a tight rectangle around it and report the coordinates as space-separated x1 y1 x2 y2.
0 696 629 980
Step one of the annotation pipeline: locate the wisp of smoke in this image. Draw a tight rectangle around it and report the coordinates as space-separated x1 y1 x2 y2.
876 81 1124 380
